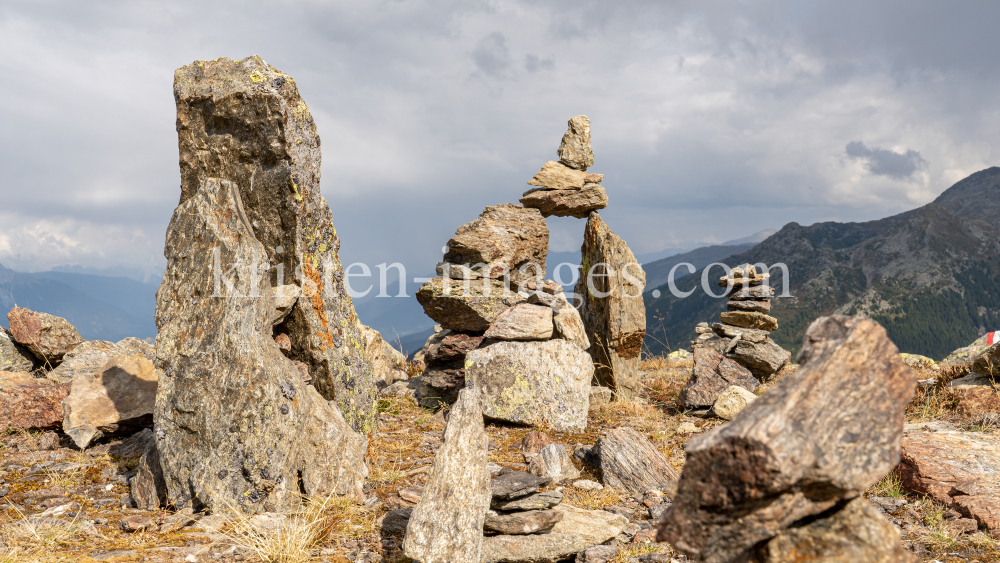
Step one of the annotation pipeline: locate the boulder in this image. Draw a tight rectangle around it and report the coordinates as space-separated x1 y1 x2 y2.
527 161 588 191
491 490 563 511
416 363 466 407
712 386 757 421
756 498 915 563
593 427 679 494
46 338 153 384
726 300 771 314
442 204 549 286
518 430 554 453
657 316 916 563
972 343 1000 378
557 115 594 171
174 56 376 434
131 439 167 510
481 533 588 563
417 277 526 332
466 340 593 432
941 333 994 371
6 307 83 364
719 311 777 332
551 504 629 545
574 212 646 399
361 326 407 387
153 177 367 512
484 304 554 341
898 422 1000 533
403 389 491 563
527 444 581 481
519 184 608 218
62 354 159 449
0 375 69 431
0 328 39 372
728 338 791 378
492 471 552 500
423 331 484 364
527 291 590 350
484 509 564 535
680 348 758 410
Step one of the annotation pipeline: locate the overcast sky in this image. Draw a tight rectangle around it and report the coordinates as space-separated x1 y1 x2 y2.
2 1 999 282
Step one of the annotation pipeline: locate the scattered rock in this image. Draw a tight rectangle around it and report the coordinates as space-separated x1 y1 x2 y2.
484 304 554 341
520 184 608 218
466 340 593 432
727 338 791 379
551 504 629 545
575 212 646 399
46 338 153 384
36 431 60 450
575 545 619 563
63 354 159 449
442 203 549 286
131 439 167 510
527 161 588 191
528 444 582 482
491 490 563 511
398 485 423 504
484 509 564 535
492 471 553 500
593 427 679 494
416 277 527 332
649 503 670 521
159 510 200 533
972 343 1000 378
481 533 588 563
557 115 594 171
403 389 491 563
677 422 700 434
0 327 39 372
6 307 84 364
712 386 757 421
658 316 916 563
573 480 604 491
518 431 554 453
381 508 413 534
0 377 69 431
680 348 758 410
119 515 155 533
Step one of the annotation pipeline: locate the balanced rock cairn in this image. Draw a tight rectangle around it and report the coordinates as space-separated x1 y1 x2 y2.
519 115 608 218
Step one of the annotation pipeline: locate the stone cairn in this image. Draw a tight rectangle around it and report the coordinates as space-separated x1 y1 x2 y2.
680 264 792 417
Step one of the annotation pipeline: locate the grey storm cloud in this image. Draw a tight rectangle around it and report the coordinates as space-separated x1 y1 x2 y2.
845 141 927 178
473 33 511 76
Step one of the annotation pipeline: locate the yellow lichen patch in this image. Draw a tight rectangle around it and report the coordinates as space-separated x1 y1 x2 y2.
249 70 264 83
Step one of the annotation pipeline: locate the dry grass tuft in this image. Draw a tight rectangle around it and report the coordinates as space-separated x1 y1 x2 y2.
906 383 962 423
867 471 906 499
613 543 673 562
562 485 627 511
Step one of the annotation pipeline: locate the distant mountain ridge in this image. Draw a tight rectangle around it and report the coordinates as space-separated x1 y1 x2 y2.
644 167 1000 360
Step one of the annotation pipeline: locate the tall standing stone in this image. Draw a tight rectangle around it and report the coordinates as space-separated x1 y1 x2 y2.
573 212 646 399
557 115 594 171
173 56 375 433
153 178 367 513
403 389 491 562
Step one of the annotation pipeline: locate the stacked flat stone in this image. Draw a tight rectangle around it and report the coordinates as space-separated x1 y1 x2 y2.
519 116 608 218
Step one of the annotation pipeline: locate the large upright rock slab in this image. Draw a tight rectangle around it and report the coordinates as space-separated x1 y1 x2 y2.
62 354 159 449
593 427 679 493
7 307 83 364
574 213 646 399
403 389 490 563
657 316 916 563
442 204 548 286
465 340 593 432
174 56 375 433
154 177 367 513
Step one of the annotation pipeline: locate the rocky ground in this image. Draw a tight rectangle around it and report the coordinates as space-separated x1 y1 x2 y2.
1 352 998 563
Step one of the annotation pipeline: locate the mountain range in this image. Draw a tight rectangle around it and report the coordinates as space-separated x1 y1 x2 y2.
643 167 1000 361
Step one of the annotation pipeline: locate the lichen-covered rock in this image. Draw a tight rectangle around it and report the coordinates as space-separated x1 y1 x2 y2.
712 386 757 421
680 348 758 410
6 307 83 364
0 328 39 373
63 354 159 449
417 277 526 332
726 285 775 300
527 291 590 350
484 304 554 341
422 331 484 364
481 533 588 563
557 115 595 171
941 334 994 371
466 340 593 432
492 471 552 500
174 56 375 434
46 338 153 384
443 204 549 286
574 212 646 399
972 343 1000 378
403 389 490 563
711 323 769 343
0 374 69 431
519 184 608 218
593 427 679 494
527 161 588 191
153 177 367 513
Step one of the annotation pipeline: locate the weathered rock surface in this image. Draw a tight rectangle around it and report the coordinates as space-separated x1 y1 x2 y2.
755 498 915 563
593 427 679 494
589 386 612 408
728 338 791 378
899 422 1000 533
719 311 777 332
492 471 552 500
381 508 413 534
941 333 994 371
174 56 375 433
551 504 629 545
481 533 588 563
491 490 563 511
711 323 769 343
680 348 758 410
527 161 588 191
7 307 83 364
484 509 563 535
361 326 407 387
519 184 608 218
415 363 466 407
131 439 167 510
972 343 1000 377
574 212 646 399
557 115 594 171
443 204 549 286
527 291 590 350
466 340 593 432
404 389 491 563
0 375 69 430
484 304 554 341
518 430 554 453
0 328 39 372
153 177 367 512
63 354 159 449
658 316 916 563
527 444 581 481
424 331 485 364
726 285 775 300
417 277 526 332
712 386 757 421
726 300 771 314
46 338 153 384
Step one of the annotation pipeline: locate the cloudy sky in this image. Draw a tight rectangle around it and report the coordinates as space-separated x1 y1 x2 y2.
2 0 999 283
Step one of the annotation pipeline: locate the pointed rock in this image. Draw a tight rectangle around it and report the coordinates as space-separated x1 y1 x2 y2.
443 204 549 286
557 115 594 171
